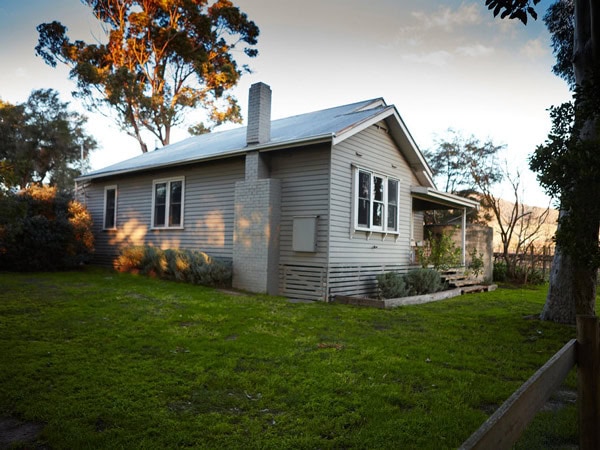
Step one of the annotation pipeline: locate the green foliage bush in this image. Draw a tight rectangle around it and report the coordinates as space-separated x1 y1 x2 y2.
115 246 232 288
512 266 546 285
493 261 545 285
467 247 485 278
376 272 409 299
416 229 462 270
404 268 444 295
377 268 444 299
0 185 94 271
493 262 507 282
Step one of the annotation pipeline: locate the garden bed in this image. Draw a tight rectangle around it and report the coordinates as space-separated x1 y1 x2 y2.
333 284 497 309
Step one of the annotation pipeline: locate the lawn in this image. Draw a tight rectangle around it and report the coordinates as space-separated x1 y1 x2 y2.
0 268 577 449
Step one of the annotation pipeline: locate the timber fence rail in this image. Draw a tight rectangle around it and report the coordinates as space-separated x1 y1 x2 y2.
460 315 600 450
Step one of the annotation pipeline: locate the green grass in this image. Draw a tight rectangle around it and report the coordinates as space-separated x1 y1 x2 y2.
0 268 577 449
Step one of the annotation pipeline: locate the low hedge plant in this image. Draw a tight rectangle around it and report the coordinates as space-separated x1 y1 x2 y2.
115 246 232 287
377 268 445 299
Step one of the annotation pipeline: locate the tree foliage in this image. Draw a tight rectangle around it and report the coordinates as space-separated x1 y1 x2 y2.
36 0 259 153
0 89 96 192
530 81 600 268
484 0 541 24
424 130 504 224
544 0 575 88
425 130 504 196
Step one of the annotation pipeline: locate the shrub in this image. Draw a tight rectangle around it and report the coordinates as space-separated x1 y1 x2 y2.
405 268 444 295
115 246 232 287
376 271 409 299
493 262 507 282
511 265 546 285
467 247 485 278
416 229 462 270
141 246 167 278
0 185 94 271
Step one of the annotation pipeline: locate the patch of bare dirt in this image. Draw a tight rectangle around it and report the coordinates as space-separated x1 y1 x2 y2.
0 417 45 449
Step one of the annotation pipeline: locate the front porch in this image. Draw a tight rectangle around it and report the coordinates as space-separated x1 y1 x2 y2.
410 186 485 278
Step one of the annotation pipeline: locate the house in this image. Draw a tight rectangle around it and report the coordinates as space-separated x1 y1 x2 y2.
76 82 478 301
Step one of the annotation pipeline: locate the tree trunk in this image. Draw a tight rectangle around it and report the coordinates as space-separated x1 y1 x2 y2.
541 233 576 323
541 0 598 324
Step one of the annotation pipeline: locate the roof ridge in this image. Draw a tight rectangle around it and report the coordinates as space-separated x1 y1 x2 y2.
270 97 385 123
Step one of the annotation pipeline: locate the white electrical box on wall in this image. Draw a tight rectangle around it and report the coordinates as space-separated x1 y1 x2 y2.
292 216 318 252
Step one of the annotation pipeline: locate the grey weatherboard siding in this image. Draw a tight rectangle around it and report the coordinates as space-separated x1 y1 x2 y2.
85 158 244 265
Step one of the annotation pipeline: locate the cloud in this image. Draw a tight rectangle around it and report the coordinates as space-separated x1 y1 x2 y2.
401 50 453 66
412 3 482 32
456 44 494 57
14 67 30 79
520 38 547 59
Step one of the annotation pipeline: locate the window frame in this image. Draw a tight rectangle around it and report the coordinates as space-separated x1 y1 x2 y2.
151 176 185 230
353 168 400 234
103 185 118 230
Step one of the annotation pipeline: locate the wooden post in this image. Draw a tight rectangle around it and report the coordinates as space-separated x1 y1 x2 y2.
542 246 547 281
461 208 466 267
530 246 535 272
576 315 600 450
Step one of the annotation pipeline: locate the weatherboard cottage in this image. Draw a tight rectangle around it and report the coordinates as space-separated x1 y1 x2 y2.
77 82 478 301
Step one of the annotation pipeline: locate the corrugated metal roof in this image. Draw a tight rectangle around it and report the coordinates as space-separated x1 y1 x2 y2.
78 98 389 181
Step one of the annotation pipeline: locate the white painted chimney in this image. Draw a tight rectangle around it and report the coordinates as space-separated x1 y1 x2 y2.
246 82 271 145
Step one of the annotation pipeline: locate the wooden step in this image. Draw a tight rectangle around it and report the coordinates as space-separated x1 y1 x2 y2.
461 284 498 294
442 274 468 282
452 279 480 288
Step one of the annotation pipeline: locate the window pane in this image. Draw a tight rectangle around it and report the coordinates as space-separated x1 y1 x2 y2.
358 198 370 227
154 183 167 227
388 180 398 205
387 205 398 230
154 205 166 227
155 183 166 205
358 171 371 228
170 181 182 204
358 171 370 200
387 179 398 231
373 176 384 202
372 202 383 227
169 204 181 226
104 188 116 228
169 181 183 227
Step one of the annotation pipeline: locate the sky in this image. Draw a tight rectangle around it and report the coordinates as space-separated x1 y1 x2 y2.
0 0 572 207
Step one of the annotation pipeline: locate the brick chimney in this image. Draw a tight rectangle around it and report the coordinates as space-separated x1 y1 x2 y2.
246 82 271 145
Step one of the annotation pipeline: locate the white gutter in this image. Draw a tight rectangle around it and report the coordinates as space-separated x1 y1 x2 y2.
411 186 480 210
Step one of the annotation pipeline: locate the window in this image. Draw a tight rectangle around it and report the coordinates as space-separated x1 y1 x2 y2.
387 179 398 231
152 177 185 229
354 169 399 233
103 185 117 230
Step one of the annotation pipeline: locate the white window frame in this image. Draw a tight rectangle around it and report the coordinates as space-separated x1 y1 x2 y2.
151 176 185 230
353 168 400 234
103 185 118 230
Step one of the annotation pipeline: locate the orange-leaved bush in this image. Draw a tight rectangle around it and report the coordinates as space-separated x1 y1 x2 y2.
0 185 94 271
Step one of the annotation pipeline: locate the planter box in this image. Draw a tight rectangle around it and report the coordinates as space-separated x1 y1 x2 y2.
332 284 497 309
333 288 462 309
